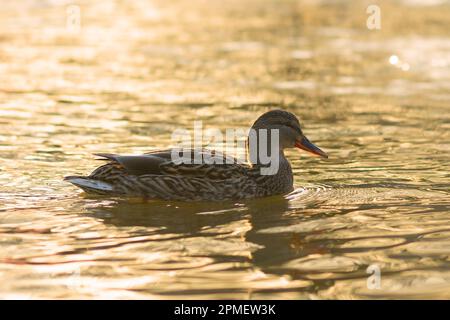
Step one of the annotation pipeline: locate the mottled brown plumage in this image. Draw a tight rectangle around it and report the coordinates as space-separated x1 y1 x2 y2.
65 110 328 201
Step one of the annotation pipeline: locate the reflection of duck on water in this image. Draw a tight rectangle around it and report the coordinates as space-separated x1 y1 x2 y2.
66 110 327 201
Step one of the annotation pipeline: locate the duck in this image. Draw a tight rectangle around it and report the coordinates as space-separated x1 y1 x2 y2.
65 109 328 201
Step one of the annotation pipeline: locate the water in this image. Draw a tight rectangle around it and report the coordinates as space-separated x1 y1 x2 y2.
0 0 449 299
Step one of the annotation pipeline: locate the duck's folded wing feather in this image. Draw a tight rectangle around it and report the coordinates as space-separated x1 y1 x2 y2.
94 149 251 179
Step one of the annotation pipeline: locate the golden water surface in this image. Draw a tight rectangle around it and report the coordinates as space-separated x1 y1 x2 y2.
0 0 449 299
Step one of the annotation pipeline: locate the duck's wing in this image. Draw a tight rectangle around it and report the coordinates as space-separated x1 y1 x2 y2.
94 151 169 176
93 149 250 179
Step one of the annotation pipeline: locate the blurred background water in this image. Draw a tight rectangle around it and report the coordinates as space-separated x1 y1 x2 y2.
0 0 449 299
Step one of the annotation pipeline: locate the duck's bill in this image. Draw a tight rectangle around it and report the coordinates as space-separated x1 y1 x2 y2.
295 136 328 158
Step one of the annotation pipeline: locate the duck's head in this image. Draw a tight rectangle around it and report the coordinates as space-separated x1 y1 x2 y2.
249 109 328 158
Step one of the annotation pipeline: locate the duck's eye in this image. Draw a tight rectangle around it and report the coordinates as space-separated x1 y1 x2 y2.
285 123 301 135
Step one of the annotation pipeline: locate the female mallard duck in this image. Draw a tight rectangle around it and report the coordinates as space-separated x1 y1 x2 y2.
65 110 328 201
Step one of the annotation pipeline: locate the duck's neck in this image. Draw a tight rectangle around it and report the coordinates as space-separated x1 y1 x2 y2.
248 149 294 196
247 146 285 166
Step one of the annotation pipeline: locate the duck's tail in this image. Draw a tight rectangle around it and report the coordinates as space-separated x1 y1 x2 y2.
64 176 115 195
